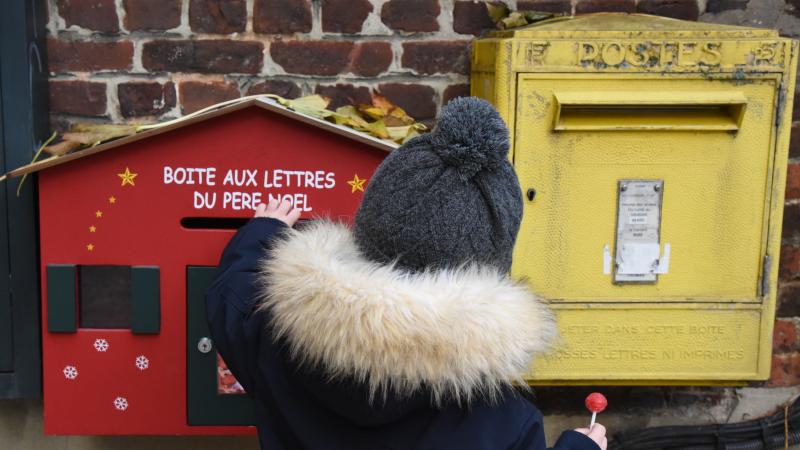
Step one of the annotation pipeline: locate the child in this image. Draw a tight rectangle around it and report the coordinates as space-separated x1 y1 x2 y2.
206 97 607 450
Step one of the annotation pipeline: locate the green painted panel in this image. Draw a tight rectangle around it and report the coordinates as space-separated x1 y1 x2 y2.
0 0 46 398
46 265 77 333
186 266 255 426
132 266 160 334
0 57 12 372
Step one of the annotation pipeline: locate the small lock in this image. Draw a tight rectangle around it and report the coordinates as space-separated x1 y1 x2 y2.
197 337 213 354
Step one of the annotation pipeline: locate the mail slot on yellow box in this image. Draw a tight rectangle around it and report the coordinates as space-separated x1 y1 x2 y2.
472 13 799 384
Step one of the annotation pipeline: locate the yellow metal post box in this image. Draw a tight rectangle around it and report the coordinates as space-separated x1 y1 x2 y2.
472 13 798 384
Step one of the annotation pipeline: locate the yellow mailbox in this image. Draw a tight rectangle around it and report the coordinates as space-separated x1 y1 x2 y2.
472 13 798 384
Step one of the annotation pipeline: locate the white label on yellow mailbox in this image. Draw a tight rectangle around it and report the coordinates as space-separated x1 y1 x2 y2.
615 179 663 283
617 242 660 274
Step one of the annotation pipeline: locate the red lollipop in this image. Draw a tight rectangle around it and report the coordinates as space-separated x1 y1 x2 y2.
585 392 607 428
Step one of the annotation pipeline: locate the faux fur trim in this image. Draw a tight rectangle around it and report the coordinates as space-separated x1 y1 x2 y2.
258 221 557 404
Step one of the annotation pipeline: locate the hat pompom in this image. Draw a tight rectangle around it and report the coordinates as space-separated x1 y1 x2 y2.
430 97 510 180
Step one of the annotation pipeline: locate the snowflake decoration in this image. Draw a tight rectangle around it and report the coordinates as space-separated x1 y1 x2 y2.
93 338 109 352
135 355 149 371
113 396 128 411
63 365 78 380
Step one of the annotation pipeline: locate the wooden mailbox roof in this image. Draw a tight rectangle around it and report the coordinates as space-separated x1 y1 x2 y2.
6 97 399 179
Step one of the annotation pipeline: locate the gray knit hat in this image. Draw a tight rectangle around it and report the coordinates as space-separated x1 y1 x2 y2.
353 96 523 272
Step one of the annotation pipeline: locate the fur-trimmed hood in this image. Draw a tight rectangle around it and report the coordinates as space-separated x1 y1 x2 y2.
258 221 557 405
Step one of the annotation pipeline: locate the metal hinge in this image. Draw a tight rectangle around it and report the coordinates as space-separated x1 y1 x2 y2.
759 254 771 298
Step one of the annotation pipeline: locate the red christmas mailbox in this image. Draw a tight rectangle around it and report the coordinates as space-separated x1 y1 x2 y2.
25 98 393 435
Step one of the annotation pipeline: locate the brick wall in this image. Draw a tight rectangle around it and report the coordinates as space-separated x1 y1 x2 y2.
699 0 800 387
45 0 800 416
46 0 479 127
46 0 715 127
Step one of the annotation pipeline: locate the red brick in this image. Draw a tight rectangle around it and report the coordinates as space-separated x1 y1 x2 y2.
48 38 133 72
637 0 699 21
706 0 748 13
790 0 800 18
576 0 635 13
49 80 107 116
118 82 176 117
780 245 800 281
246 80 301 98
402 41 470 75
783 203 800 239
517 0 571 13
443 84 470 105
179 81 240 114
142 40 263 74
315 84 372 110
794 87 800 121
57 0 119 32
254 0 312 34
350 42 392 77
381 0 440 32
123 0 181 30
271 41 354 76
47 38 133 72
768 352 800 386
378 83 436 120
790 124 800 159
322 0 372 33
787 163 800 200
453 1 497 36
774 319 799 352
779 282 800 317
190 0 246 34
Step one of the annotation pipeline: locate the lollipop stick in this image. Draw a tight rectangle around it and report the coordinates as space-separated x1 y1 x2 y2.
589 412 597 428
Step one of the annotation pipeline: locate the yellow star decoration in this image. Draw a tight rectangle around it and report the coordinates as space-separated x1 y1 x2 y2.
347 174 366 193
109 196 116 204
86 244 94 252
89 225 96 233
118 167 137 187
95 210 103 218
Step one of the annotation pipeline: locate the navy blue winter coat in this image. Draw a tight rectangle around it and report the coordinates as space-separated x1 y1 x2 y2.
206 217 600 450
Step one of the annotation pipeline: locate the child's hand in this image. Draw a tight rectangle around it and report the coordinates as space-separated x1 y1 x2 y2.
575 423 607 450
254 200 301 227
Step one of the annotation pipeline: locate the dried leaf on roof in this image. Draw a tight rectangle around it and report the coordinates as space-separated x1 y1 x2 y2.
44 124 139 156
5 90 429 186
272 94 333 119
